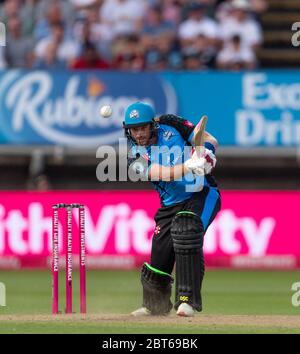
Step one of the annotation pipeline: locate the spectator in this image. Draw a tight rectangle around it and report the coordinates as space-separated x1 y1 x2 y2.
0 0 19 23
99 0 146 39
0 46 6 69
33 41 66 69
179 3 219 43
251 0 268 15
193 33 216 67
73 7 114 60
69 0 99 11
199 0 218 18
216 34 256 70
161 0 182 26
70 41 110 69
217 0 268 19
145 37 182 71
36 0 75 26
141 4 177 68
22 0 41 36
112 34 144 71
183 52 204 70
5 15 34 68
178 3 219 67
215 0 234 23
142 4 176 44
34 21 80 66
0 0 37 36
34 1 74 40
146 50 169 71
0 0 263 71
219 0 263 51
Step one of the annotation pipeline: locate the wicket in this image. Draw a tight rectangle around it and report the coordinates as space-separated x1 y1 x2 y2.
52 203 86 315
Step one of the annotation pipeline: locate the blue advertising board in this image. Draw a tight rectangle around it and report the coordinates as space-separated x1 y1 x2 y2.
166 71 300 147
0 70 300 147
0 70 177 146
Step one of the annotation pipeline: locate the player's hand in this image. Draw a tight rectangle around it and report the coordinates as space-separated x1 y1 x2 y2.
184 156 206 176
190 148 217 174
203 148 217 174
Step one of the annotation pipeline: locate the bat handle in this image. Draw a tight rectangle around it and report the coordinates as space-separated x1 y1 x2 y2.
195 146 205 158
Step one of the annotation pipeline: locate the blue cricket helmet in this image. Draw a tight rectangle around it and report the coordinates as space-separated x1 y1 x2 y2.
123 102 155 128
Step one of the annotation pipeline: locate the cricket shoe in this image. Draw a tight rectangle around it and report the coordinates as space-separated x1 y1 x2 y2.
131 307 151 317
176 303 195 317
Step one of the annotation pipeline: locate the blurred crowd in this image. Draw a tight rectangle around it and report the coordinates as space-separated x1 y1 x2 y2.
0 0 268 72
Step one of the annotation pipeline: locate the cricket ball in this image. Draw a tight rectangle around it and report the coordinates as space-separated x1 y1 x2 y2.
100 105 112 118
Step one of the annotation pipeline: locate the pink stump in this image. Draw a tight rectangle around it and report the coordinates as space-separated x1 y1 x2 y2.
79 206 86 314
52 206 59 314
65 207 73 314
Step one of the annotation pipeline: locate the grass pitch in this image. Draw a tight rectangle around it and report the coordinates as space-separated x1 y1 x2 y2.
0 270 299 333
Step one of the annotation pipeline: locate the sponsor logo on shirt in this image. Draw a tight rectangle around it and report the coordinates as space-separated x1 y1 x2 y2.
163 130 173 141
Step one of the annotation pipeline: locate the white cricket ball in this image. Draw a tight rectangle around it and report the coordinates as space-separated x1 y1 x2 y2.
100 105 112 118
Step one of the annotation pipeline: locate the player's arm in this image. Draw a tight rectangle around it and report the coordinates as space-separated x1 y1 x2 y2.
204 131 218 150
126 142 205 182
192 131 218 153
148 157 205 182
190 118 218 174
148 163 187 181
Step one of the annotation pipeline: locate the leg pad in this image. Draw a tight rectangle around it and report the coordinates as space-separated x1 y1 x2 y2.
171 212 205 312
141 263 173 315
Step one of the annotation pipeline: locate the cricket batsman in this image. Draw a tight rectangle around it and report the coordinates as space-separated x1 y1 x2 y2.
123 102 221 317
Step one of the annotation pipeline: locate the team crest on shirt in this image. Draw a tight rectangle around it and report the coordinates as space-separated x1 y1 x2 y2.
130 110 139 119
163 130 173 141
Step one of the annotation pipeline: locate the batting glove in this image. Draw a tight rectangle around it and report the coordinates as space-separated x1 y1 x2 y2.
190 148 217 174
203 148 217 174
184 156 206 176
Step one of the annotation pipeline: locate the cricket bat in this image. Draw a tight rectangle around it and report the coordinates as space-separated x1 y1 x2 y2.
194 115 208 157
